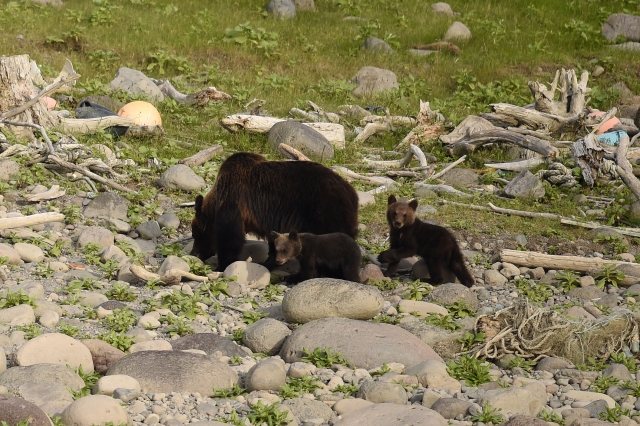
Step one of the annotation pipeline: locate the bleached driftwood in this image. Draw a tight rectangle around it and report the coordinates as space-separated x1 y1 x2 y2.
0 228 55 245
0 212 64 230
220 114 346 148
57 116 136 134
485 158 546 171
154 79 231 105
487 203 563 219
360 115 417 127
500 249 638 274
47 155 135 194
489 103 581 134
529 69 590 117
560 219 640 238
447 128 559 158
23 185 65 202
615 132 640 202
571 133 613 187
440 116 494 145
430 155 467 180
179 145 223 167
278 143 311 161
332 166 396 187
438 199 492 211
289 101 340 123
362 144 430 175
397 101 447 149
129 264 209 286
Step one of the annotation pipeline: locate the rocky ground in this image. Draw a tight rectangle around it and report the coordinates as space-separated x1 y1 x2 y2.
0 155 640 426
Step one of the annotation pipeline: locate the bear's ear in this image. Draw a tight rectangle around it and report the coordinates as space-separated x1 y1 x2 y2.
289 231 298 240
270 231 280 240
387 195 397 205
408 199 418 211
194 195 204 214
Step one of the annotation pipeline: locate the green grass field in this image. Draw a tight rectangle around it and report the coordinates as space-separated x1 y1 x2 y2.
1 0 639 248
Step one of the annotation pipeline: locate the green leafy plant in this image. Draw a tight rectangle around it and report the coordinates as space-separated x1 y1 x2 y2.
262 284 284 301
403 280 430 301
241 311 267 325
332 383 359 396
506 356 536 371
230 328 245 343
514 277 553 305
48 238 70 258
105 283 137 302
370 362 392 377
62 204 82 224
98 330 134 352
58 322 81 337
163 315 194 337
228 356 243 365
458 331 486 351
278 375 322 398
576 357 607 372
223 22 280 57
367 278 399 292
35 263 54 278
595 264 625 289
470 402 505 424
600 405 631 422
247 401 291 426
16 323 43 339
157 242 183 256
146 291 208 319
185 256 212 276
423 313 461 331
0 290 37 309
82 243 103 265
100 259 120 280
610 352 638 374
447 355 492 387
590 375 620 393
594 235 629 255
103 308 137 333
213 383 247 398
538 410 565 426
372 313 399 324
447 301 476 319
555 270 581 291
302 347 350 368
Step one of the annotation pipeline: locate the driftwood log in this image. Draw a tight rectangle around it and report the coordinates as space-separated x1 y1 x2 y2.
153 79 231 106
500 249 639 276
447 127 559 158
220 114 346 148
0 212 64 231
570 133 617 187
178 145 223 167
615 132 640 202
529 69 590 117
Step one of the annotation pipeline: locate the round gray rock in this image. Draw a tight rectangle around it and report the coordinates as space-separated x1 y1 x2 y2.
357 380 408 404
15 333 94 372
280 317 443 369
136 220 161 239
0 364 85 394
243 318 292 355
334 403 447 426
0 159 20 182
351 66 399 97
77 226 114 249
282 279 384 324
158 164 205 191
361 37 396 54
431 2 455 17
281 398 336 423
440 168 479 187
82 339 127 375
0 395 53 426
443 21 471 42
107 350 238 395
268 121 334 161
157 212 180 229
244 358 286 392
0 243 23 265
170 333 249 357
18 382 74 406
266 0 296 19
427 283 479 310
430 398 472 419
83 192 129 220
109 67 164 102
504 170 545 200
61 395 130 426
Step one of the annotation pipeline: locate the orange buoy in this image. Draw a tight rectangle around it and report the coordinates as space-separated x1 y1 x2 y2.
117 101 162 126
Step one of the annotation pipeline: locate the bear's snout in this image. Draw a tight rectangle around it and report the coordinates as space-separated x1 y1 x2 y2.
393 221 403 228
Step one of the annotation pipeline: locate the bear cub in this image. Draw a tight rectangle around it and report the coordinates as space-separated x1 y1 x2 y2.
271 231 362 284
378 195 474 288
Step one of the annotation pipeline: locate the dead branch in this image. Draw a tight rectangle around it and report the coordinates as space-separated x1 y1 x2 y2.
278 143 312 161
154 79 231 105
332 166 396 187
1 73 80 120
412 42 461 55
430 155 467 180
23 185 65 202
0 212 64 230
362 144 433 172
2 120 56 155
47 155 135 194
179 145 223 167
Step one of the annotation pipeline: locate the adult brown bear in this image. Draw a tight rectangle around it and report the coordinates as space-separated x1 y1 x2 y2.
191 152 359 271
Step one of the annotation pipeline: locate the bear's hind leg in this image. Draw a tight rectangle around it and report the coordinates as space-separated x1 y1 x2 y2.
424 256 445 285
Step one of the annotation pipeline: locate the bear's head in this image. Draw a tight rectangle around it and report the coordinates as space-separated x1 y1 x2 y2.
271 230 302 265
386 194 417 229
190 194 217 261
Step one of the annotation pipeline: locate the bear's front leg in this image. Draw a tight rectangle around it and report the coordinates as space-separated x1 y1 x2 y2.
261 238 279 271
383 261 400 277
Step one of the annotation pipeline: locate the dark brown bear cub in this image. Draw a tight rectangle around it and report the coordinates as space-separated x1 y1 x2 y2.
378 195 474 288
271 231 362 284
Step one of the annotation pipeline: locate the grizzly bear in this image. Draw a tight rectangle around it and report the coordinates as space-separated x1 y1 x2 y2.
190 152 359 271
378 195 474 287
271 231 362 283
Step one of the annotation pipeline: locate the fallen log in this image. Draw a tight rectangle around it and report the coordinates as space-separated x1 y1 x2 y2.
179 145 223 167
615 132 640 202
499 248 637 274
154 79 231 105
0 212 64 230
23 185 65 202
490 103 581 134
220 114 346 148
485 158 545 171
129 264 209 286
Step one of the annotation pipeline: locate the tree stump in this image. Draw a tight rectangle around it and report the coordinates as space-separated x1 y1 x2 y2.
0 54 58 137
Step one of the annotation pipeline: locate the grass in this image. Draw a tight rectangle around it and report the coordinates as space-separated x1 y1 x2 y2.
1 0 637 244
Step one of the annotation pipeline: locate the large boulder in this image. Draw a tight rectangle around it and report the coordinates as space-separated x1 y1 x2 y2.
170 333 248 357
334 403 447 426
158 164 205 191
351 66 398 97
602 14 640 42
0 364 85 394
109 67 164 102
504 170 545 200
0 395 53 426
280 317 442 369
266 0 296 19
282 279 383 323
443 22 471 42
106 350 238 395
61 395 130 426
14 333 94 372
268 121 334 160
478 382 548 416
83 192 129 220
